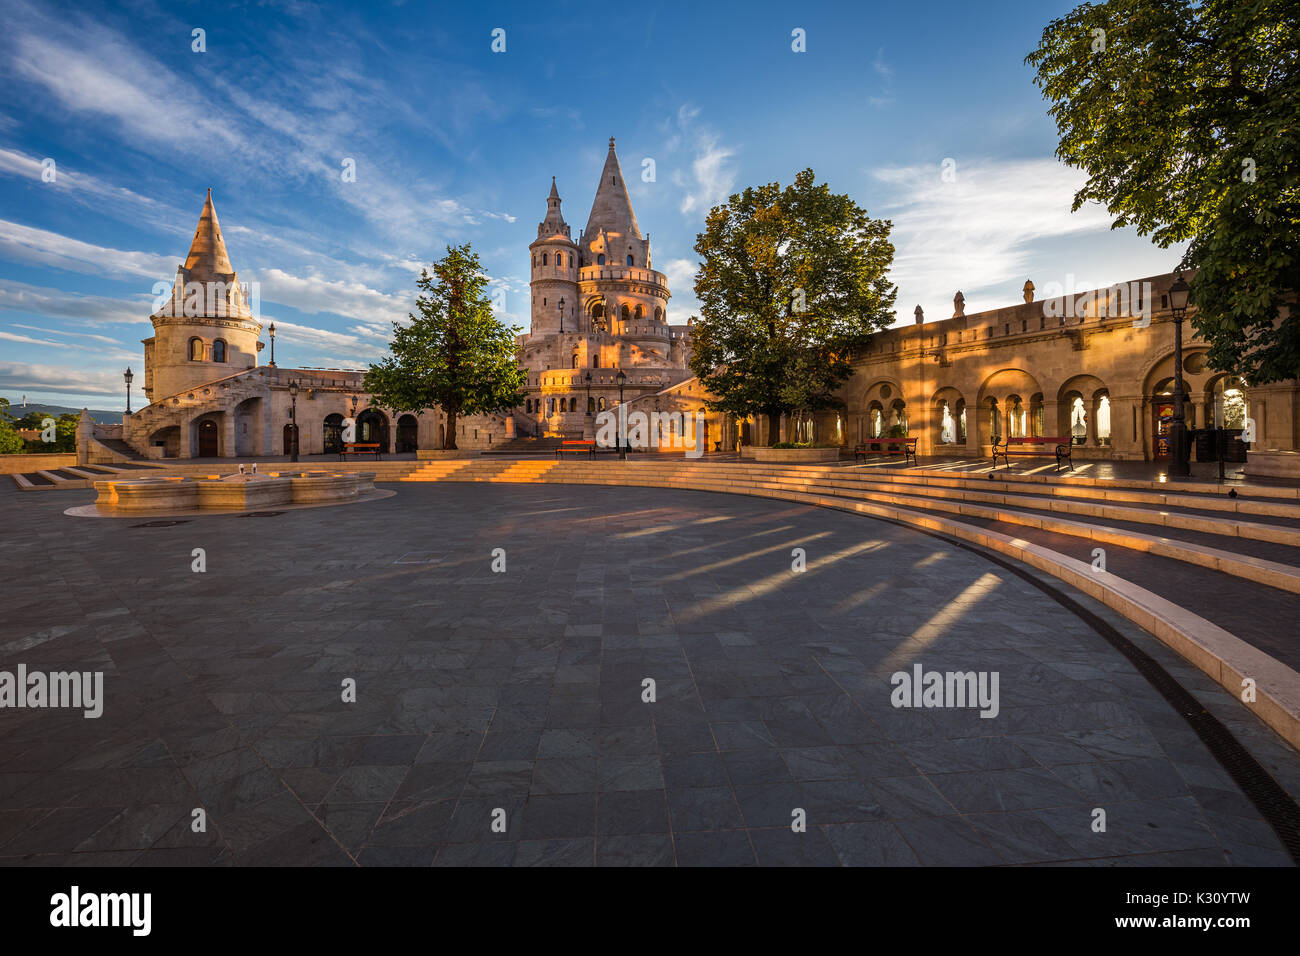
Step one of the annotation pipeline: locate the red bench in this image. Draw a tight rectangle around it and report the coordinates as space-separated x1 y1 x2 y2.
855 438 918 465
340 442 381 460
991 436 1073 471
556 440 596 459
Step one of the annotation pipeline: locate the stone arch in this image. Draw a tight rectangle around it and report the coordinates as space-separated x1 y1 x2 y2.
233 396 262 457
191 412 223 457
356 408 389 452
396 414 418 453
977 368 1042 448
931 386 965 447
189 337 204 362
148 425 180 458
323 413 344 454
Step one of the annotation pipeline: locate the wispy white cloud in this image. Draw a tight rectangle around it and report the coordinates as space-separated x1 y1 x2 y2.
872 158 1118 319
0 277 151 325
0 220 174 279
0 360 125 396
258 268 410 327
669 105 737 218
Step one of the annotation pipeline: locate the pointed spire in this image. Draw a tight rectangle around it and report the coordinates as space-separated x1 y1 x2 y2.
184 188 234 280
548 175 560 200
584 138 641 240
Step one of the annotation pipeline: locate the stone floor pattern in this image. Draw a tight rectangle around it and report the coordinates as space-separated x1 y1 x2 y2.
1 481 1296 866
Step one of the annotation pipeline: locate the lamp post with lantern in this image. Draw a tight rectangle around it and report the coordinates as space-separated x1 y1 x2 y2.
268 322 276 367
288 379 300 462
616 368 627 459
123 367 133 416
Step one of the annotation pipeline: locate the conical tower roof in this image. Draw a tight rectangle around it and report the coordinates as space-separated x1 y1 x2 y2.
183 188 235 280
584 138 641 240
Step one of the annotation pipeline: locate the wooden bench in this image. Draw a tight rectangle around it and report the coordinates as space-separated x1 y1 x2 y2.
855 437 918 465
556 440 596 458
340 442 381 460
991 436 1073 471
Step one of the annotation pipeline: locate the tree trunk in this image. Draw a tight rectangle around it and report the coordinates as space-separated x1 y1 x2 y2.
444 408 458 449
766 410 781 446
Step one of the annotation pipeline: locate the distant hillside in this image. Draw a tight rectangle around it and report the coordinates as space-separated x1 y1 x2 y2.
1 400 122 424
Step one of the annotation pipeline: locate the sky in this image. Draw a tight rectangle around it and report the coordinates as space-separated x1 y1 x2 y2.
0 0 1182 411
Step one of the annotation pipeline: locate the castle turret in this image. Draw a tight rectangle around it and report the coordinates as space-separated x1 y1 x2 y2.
142 189 262 401
529 176 580 336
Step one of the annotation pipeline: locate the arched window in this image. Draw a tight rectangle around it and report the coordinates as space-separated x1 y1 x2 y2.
569 397 577 412
189 338 204 361
869 403 883 438
597 254 606 266
621 305 630 324
213 339 227 363
587 396 595 413
556 253 563 267
627 254 634 266
989 398 1001 444
634 305 643 322
1096 393 1112 445
542 253 548 266
654 307 662 322
1070 396 1087 444
1007 395 1025 438
572 353 579 368
938 401 956 444
1213 377 1247 429
889 400 908 436
956 399 967 443
1029 394 1044 437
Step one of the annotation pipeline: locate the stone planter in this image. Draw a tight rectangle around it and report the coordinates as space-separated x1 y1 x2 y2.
94 476 199 512
751 446 842 463
739 446 757 459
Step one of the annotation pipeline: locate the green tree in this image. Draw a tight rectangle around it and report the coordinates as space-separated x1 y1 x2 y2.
0 399 23 455
1026 0 1300 384
690 168 896 444
364 244 525 450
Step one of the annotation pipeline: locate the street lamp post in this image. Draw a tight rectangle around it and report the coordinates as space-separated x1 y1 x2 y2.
123 367 133 415
268 323 276 367
1168 272 1191 478
288 379 300 462
559 297 565 334
616 368 627 459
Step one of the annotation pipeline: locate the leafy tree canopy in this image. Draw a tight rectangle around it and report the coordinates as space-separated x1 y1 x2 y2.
364 243 525 449
689 168 896 442
1027 0 1300 383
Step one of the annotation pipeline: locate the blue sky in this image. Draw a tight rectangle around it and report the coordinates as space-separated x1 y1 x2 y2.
0 0 1179 411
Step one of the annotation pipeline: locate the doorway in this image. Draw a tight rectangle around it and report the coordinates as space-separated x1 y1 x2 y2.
198 419 218 457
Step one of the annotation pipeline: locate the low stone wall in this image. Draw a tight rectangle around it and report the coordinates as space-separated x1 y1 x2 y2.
751 446 842 463
1244 450 1300 479
0 453 76 474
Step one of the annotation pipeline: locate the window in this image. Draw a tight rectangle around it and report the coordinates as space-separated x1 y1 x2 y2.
627 255 634 266
654 307 662 322
621 305 630 323
542 253 548 266
1008 396 1025 438
1070 396 1087 444
189 338 204 361
989 399 1001 443
597 254 605 266
1097 393 1112 445
213 339 227 363
956 400 967 443
869 403 883 438
572 354 579 368
938 401 956 443
593 355 600 368
556 253 563 267
635 305 643 321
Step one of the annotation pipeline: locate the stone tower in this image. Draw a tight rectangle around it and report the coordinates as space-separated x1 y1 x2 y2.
142 189 261 402
529 177 580 336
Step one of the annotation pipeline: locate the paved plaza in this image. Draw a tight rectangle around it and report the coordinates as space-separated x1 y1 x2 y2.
1 480 1297 866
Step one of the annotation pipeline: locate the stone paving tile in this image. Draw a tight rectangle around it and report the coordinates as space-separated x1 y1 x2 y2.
1 481 1297 866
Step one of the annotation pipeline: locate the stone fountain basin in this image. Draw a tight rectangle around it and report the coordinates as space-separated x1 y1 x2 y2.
93 476 199 512
93 471 368 513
